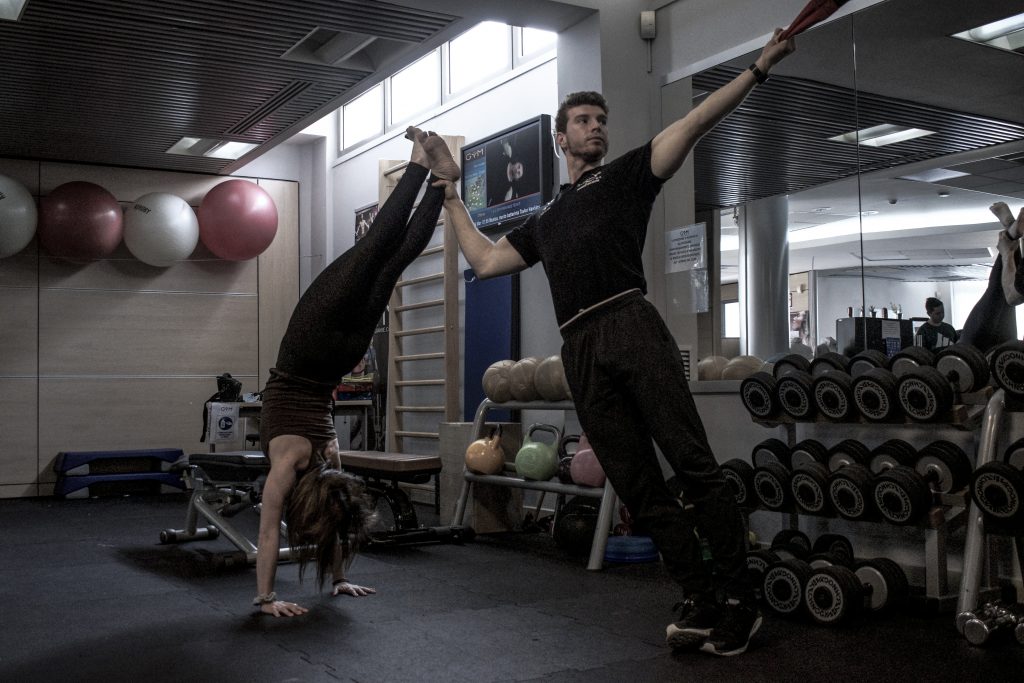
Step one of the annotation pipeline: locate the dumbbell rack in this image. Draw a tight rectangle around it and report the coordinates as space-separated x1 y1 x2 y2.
752 393 991 612
452 398 619 571
959 388 1024 621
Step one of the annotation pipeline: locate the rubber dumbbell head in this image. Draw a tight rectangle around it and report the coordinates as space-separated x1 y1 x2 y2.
772 353 811 379
849 349 889 378
813 370 856 421
868 439 917 475
897 365 954 421
989 340 1024 397
763 558 813 617
753 461 792 511
852 367 899 421
828 464 875 520
789 462 831 515
741 371 780 420
888 346 936 377
811 534 855 566
790 439 829 470
752 438 792 470
776 370 816 419
935 343 990 394
721 458 756 508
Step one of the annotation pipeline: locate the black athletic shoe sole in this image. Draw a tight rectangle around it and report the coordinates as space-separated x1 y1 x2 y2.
666 625 713 650
699 615 763 657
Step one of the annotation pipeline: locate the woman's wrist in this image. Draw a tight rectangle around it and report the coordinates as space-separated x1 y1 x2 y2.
253 591 277 605
332 577 349 586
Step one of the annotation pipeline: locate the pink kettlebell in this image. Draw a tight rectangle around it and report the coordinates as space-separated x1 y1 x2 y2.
570 434 606 487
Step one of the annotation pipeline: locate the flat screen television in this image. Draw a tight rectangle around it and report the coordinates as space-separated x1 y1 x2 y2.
460 114 556 233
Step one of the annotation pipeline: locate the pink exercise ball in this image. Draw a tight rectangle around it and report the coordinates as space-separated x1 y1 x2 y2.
198 179 278 260
124 192 199 267
38 181 123 260
0 173 37 258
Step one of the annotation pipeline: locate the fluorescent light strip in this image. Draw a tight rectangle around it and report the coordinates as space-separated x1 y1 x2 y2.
829 124 935 147
953 12 1024 52
166 137 258 160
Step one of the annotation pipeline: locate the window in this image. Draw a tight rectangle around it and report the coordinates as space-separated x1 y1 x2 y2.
342 84 384 149
448 21 512 95
724 301 741 338
390 50 441 125
519 27 556 60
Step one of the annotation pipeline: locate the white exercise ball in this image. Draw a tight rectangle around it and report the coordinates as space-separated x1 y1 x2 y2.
123 192 199 267
0 174 38 259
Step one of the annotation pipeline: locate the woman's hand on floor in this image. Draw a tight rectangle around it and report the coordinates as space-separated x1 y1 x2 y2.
260 599 309 617
332 581 377 598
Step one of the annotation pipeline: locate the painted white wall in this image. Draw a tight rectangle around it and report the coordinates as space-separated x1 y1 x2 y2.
815 276 953 343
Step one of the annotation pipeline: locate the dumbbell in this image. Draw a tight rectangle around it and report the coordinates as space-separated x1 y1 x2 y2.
804 558 909 626
895 344 990 421
787 440 867 517
956 601 1024 646
775 369 816 420
746 548 782 602
827 463 875 521
769 529 812 560
968 438 1024 527
809 352 851 377
867 439 917 474
721 458 756 508
772 353 811 379
762 557 814 618
872 440 973 525
849 349 889 378
786 439 831 515
852 367 900 421
812 370 856 421
810 533 855 566
989 340 1024 398
740 371 780 420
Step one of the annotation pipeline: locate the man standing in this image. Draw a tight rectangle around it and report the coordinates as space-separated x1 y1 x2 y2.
916 297 959 351
438 30 794 657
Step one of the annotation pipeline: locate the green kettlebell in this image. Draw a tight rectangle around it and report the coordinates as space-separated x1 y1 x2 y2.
514 423 562 480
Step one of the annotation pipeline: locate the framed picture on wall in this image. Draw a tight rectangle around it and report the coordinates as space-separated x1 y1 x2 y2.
355 203 378 242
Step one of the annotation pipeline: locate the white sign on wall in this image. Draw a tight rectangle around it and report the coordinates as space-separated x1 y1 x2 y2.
665 222 706 273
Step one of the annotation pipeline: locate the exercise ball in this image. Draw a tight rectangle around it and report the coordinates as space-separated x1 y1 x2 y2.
697 355 729 381
0 174 37 258
554 496 601 558
198 179 278 260
534 355 571 401
38 181 123 260
509 356 541 401
721 355 764 380
482 359 515 403
123 192 199 267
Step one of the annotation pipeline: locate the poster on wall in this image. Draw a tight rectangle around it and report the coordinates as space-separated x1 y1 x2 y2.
355 203 378 242
665 223 706 273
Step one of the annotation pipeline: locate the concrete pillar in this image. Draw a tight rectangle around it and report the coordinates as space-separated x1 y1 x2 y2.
738 195 789 360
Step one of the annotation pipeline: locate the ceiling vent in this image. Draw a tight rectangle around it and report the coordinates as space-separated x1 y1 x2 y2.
281 27 412 72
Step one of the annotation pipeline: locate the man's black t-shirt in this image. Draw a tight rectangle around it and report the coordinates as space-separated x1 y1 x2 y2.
505 143 665 327
915 321 958 351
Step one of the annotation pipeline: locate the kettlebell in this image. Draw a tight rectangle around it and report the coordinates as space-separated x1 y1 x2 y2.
465 426 505 475
570 433 607 487
557 434 581 484
514 423 561 480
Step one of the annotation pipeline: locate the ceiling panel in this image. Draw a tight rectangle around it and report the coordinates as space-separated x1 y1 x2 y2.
0 0 460 174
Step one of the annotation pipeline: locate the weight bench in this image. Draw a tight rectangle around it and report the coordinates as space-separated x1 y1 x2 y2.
159 450 471 566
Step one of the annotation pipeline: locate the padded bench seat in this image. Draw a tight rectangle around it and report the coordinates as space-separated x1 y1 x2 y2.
338 450 442 475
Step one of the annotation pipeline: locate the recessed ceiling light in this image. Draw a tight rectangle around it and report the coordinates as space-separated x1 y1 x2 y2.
166 137 258 160
938 191 951 198
829 124 936 147
0 0 30 22
952 12 1024 54
811 207 832 214
898 168 970 183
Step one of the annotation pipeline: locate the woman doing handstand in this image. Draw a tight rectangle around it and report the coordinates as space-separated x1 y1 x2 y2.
253 127 460 617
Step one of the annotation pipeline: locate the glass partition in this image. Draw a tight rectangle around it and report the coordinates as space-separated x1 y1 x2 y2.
694 0 1024 364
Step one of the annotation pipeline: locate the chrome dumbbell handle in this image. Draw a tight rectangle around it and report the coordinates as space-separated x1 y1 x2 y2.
956 602 1002 634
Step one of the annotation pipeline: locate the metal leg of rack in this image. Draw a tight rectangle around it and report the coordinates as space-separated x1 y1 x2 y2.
957 389 1005 615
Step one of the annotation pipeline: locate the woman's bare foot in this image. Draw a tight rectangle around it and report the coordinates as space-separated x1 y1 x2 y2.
422 132 461 182
406 126 429 168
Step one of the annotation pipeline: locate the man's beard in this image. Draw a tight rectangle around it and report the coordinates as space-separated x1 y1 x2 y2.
569 138 605 164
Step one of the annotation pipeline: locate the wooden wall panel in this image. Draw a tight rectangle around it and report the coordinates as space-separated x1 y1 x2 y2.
0 158 41 194
0 270 38 378
40 163 225 205
0 378 38 485
39 289 258 377
38 242 257 294
36 377 232 482
257 179 300 391
0 157 298 497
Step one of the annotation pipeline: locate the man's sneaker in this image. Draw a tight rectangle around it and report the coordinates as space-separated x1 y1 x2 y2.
665 598 720 650
699 601 762 657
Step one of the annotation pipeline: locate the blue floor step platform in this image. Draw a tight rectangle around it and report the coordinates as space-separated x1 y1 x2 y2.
53 448 186 498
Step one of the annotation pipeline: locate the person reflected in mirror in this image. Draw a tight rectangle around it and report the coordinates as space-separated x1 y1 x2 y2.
915 297 958 351
960 203 1024 352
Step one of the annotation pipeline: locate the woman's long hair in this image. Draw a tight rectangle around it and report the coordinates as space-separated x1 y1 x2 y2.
285 465 374 587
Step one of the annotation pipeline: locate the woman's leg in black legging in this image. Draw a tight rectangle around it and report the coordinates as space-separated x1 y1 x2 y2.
961 252 1020 353
276 163 442 381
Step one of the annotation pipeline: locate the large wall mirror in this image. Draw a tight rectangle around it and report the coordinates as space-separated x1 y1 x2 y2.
694 0 1024 363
